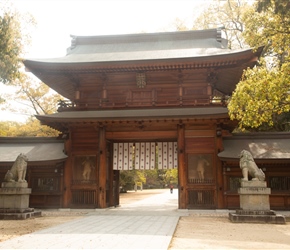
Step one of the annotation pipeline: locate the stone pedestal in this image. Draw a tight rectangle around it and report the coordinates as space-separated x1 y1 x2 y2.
229 180 286 224
0 182 41 220
239 180 270 210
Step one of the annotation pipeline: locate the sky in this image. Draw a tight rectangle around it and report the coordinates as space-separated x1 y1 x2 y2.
15 0 210 59
1 0 212 122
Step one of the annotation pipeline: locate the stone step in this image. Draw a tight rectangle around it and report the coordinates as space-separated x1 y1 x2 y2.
229 211 286 224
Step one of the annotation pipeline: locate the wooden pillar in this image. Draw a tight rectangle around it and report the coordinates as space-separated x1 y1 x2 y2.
113 170 120 206
178 124 186 209
98 127 107 208
216 125 224 208
107 142 114 207
63 136 72 208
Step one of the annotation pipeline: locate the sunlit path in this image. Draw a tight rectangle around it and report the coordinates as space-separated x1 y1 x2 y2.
118 189 179 214
0 189 182 249
112 189 181 217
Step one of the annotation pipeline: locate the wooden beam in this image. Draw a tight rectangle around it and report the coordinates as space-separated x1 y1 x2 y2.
106 131 177 140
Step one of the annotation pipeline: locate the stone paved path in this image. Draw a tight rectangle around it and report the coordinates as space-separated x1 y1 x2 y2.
0 189 184 249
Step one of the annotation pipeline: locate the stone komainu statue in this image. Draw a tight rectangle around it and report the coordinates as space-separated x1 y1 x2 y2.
4 153 28 183
239 150 265 181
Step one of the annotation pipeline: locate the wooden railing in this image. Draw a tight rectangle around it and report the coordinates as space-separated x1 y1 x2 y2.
188 178 214 184
71 180 97 185
71 190 97 205
31 177 60 192
58 97 225 112
269 176 290 191
187 189 215 208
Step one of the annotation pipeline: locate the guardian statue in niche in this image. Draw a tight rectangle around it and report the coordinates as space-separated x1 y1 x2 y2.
196 156 210 180
239 150 265 181
196 155 210 204
82 156 94 181
4 153 28 182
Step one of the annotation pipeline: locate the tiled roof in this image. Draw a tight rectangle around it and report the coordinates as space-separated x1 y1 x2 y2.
218 133 290 160
0 137 67 162
27 29 229 63
36 107 229 121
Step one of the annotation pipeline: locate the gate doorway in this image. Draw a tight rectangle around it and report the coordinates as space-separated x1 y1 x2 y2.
109 141 178 208
119 189 178 212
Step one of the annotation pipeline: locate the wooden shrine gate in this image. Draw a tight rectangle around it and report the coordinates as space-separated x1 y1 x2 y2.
65 126 221 210
24 29 263 210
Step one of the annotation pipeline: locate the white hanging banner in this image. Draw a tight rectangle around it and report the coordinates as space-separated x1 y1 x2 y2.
123 143 129 170
114 141 177 170
167 142 173 169
113 143 119 170
173 142 178 168
163 142 168 169
113 143 134 170
144 142 156 170
139 142 145 170
150 142 156 170
134 142 140 170
145 142 150 170
157 142 163 170
157 142 178 169
129 143 134 170
167 142 177 169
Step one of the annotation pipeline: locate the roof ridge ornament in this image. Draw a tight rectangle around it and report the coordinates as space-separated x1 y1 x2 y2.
70 35 77 49
216 26 224 42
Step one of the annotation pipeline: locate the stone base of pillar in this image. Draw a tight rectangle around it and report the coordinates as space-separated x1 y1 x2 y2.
0 208 42 220
229 180 286 224
229 209 286 224
0 182 42 220
239 180 270 210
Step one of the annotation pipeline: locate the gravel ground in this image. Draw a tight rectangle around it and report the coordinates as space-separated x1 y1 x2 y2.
169 213 290 249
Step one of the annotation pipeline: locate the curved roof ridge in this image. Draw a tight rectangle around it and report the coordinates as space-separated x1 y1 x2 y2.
69 28 226 50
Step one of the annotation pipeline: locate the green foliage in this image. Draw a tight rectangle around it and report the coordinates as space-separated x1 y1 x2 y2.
0 2 35 84
0 3 47 137
257 0 290 16
0 118 59 137
0 12 22 84
119 168 178 191
1 73 63 136
242 0 290 66
228 0 290 131
10 74 62 115
173 17 189 31
228 63 290 131
119 170 146 191
119 170 136 191
192 0 252 49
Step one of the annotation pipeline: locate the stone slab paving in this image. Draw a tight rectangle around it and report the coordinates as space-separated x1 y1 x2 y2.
0 189 184 249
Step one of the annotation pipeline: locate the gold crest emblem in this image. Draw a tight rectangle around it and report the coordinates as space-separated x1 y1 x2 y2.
136 73 146 88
